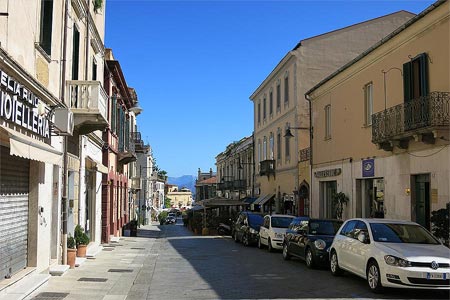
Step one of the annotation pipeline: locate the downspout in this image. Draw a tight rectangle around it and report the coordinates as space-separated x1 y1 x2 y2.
305 94 313 217
61 0 69 265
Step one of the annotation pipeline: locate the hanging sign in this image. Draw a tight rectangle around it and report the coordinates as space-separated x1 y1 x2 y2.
0 68 50 138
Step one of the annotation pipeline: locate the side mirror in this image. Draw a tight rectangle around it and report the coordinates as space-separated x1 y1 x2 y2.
357 231 369 244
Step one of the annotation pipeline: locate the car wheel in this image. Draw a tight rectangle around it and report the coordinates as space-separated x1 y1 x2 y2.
258 237 263 249
305 247 316 269
330 250 343 276
267 238 274 252
242 234 249 247
282 243 291 260
367 260 383 293
234 232 239 243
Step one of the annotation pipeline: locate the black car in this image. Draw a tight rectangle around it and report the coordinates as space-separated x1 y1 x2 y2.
282 217 342 268
232 211 264 246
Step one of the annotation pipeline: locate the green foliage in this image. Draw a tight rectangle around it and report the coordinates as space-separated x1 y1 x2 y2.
67 235 76 249
93 0 102 13
431 203 449 246
158 211 168 221
332 192 349 220
74 224 90 246
164 197 172 208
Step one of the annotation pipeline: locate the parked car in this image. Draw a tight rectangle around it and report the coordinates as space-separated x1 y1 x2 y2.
258 214 295 252
232 212 264 246
329 218 450 293
282 218 342 268
165 216 176 225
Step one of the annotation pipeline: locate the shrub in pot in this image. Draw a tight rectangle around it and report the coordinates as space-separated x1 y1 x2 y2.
67 235 77 269
74 225 90 257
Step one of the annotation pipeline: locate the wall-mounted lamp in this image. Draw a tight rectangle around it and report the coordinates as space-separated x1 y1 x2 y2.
284 126 309 138
405 188 411 196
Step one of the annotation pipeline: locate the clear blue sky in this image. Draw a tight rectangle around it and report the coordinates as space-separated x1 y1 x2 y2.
105 0 434 177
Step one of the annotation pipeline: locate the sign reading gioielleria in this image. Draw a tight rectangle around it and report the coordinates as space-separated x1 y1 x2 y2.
0 68 50 138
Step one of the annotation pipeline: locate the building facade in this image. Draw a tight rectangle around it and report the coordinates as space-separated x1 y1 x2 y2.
166 186 193 209
249 11 415 216
306 0 449 229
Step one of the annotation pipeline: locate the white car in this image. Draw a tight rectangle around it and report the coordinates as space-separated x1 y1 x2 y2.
258 214 295 252
329 218 450 292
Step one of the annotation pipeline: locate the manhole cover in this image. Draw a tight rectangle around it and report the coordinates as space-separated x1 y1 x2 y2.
78 277 107 282
130 247 145 250
32 292 69 299
108 269 133 273
103 248 114 251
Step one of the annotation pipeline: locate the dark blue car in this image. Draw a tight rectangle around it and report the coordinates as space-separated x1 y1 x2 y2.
283 218 342 268
232 211 264 246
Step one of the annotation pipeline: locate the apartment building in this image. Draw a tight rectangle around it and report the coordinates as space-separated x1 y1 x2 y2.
305 0 449 229
249 11 415 216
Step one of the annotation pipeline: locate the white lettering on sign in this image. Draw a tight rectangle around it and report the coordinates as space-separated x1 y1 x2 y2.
0 68 49 138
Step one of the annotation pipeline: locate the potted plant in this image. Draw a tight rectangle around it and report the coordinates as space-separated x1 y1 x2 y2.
129 220 138 237
74 225 90 257
332 192 349 220
67 235 77 269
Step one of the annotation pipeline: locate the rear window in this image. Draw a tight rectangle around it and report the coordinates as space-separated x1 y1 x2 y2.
271 217 294 228
309 220 342 235
248 214 264 226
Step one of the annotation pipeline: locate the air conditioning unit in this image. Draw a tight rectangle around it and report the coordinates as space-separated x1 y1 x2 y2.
53 108 74 135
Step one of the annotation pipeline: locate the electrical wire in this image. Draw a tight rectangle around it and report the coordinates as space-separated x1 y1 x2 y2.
406 144 448 157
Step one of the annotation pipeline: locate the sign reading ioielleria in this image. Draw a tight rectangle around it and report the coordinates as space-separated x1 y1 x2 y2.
0 68 50 138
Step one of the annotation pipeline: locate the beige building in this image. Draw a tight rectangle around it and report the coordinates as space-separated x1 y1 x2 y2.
166 186 193 208
306 0 449 229
249 11 415 215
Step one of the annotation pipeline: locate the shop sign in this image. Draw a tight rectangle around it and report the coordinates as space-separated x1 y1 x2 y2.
362 159 375 177
314 168 341 178
0 68 50 138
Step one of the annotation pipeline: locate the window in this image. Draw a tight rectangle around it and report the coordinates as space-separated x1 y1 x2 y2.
269 90 273 116
257 140 261 163
39 0 53 55
92 58 97 81
72 26 80 80
364 82 373 126
403 53 428 102
257 101 261 124
277 132 281 160
285 132 290 158
263 96 266 120
111 95 117 133
263 136 267 160
284 75 289 104
276 83 281 111
325 104 331 139
269 133 274 159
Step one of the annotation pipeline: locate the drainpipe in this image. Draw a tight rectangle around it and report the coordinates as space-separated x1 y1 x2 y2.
305 94 313 217
61 0 69 266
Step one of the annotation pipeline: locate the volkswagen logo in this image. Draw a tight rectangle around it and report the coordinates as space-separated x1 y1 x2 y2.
431 261 439 270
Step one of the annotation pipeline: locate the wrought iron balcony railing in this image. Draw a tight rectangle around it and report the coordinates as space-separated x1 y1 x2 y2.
259 159 275 176
233 179 247 190
372 91 449 146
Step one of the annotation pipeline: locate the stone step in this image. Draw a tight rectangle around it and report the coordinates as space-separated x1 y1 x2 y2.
49 265 69 276
0 273 50 300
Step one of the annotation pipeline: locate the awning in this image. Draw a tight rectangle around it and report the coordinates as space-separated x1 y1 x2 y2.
254 194 275 206
243 197 258 204
197 196 246 208
86 156 109 174
0 125 63 166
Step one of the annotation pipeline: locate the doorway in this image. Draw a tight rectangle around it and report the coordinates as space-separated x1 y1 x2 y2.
412 174 430 229
319 181 336 218
356 178 385 218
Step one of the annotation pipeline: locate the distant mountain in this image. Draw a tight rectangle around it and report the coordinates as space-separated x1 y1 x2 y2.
167 175 197 194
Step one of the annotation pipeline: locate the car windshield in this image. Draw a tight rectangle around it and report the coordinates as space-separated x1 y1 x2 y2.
370 223 440 244
309 220 342 235
271 217 294 228
248 214 264 226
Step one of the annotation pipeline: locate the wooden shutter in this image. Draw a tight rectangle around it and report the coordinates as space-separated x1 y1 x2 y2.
403 61 412 102
419 53 429 97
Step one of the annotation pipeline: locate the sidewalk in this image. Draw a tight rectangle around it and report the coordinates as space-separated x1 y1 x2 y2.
23 223 162 300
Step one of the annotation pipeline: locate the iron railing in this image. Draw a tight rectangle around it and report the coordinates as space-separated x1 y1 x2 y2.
372 91 449 144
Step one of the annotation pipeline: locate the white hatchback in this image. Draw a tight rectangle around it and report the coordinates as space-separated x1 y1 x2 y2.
258 214 295 252
329 218 450 292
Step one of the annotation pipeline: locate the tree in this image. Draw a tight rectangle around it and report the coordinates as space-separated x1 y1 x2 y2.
431 203 449 247
332 192 349 220
164 196 172 208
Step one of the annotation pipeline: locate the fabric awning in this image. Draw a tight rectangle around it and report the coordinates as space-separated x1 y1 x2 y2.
86 156 109 174
0 125 63 166
197 197 246 207
254 194 275 206
243 197 258 204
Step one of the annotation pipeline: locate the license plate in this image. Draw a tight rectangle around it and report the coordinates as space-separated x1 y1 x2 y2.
426 273 447 280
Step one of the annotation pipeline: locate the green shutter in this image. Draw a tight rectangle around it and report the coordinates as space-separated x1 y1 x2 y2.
419 53 429 96
403 62 412 102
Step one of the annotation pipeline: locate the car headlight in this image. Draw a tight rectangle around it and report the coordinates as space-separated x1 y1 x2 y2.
314 239 326 250
384 255 412 267
249 228 258 234
274 233 284 239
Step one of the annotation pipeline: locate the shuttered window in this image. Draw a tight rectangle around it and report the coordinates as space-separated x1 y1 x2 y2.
403 53 429 102
39 0 53 55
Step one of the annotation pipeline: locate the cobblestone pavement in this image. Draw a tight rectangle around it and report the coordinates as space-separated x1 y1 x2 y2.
27 220 450 300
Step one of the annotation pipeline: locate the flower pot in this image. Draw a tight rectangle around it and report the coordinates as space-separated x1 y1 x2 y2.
77 244 87 257
67 248 77 269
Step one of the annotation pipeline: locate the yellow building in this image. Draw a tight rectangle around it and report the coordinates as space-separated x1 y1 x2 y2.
249 11 414 215
167 186 193 208
306 0 449 229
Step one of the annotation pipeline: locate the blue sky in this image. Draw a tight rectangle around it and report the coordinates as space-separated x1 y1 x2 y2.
105 0 434 177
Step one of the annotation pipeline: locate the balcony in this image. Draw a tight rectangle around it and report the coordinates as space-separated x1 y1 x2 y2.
131 131 147 153
300 147 310 162
259 159 275 177
372 92 449 151
66 80 108 135
218 180 233 191
233 179 247 190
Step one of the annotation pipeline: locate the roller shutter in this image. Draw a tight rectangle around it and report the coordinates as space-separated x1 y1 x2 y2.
0 146 30 280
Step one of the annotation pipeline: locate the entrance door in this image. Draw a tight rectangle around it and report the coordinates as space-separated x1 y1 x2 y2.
320 181 337 218
413 174 430 229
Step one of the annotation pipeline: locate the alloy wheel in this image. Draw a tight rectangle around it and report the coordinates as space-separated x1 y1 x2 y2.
330 251 342 276
367 261 383 293
305 248 314 268
282 244 291 260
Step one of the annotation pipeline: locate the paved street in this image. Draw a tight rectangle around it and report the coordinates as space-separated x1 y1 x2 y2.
27 219 449 300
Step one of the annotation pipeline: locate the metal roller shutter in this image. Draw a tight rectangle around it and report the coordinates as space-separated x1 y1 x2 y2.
0 146 30 280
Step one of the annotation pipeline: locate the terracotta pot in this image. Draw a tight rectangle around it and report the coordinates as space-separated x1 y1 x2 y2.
67 248 77 269
77 244 87 257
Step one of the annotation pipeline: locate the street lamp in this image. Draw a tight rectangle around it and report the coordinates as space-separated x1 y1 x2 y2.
284 126 309 138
